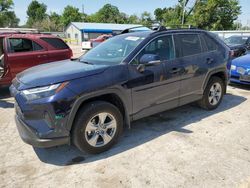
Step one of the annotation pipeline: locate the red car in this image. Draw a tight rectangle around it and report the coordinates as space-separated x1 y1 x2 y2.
0 33 73 86
82 34 113 50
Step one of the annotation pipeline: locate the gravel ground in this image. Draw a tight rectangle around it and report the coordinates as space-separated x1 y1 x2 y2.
0 84 250 188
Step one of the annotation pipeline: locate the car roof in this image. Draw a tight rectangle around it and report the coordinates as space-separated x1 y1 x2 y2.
228 35 250 38
0 33 59 39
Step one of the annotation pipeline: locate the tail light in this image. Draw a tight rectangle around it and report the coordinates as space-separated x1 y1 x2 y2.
229 50 234 58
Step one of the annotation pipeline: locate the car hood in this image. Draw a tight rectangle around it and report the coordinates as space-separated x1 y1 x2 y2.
232 54 250 68
16 60 109 90
228 43 245 49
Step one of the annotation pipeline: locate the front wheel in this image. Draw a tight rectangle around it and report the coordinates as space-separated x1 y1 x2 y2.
72 101 123 154
198 76 225 110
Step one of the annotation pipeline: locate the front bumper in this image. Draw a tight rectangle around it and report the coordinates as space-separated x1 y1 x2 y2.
230 70 250 85
15 115 69 148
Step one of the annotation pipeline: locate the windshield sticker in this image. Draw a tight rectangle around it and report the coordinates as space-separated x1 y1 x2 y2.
125 36 140 41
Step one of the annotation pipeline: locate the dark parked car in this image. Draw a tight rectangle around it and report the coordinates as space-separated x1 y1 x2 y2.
230 54 250 85
0 33 73 86
224 35 250 57
10 28 230 154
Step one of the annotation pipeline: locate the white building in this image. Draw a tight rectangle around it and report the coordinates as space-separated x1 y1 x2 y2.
65 22 145 45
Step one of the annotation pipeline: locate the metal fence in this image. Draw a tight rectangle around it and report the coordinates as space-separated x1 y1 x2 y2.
212 30 250 39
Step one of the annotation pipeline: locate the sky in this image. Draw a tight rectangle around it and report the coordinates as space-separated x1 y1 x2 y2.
13 0 250 26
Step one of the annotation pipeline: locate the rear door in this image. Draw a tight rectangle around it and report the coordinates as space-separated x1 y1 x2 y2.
40 37 72 61
6 37 49 78
173 33 209 105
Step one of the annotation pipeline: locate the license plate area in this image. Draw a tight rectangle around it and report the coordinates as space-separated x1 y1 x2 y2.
240 75 250 82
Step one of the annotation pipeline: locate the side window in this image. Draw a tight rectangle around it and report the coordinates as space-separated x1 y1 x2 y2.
175 34 202 58
9 38 44 53
41 37 69 49
203 34 218 51
9 38 33 53
132 35 175 64
33 41 43 51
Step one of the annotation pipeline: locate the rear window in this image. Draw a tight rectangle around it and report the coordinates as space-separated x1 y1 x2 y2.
175 34 202 57
41 37 69 49
203 34 218 51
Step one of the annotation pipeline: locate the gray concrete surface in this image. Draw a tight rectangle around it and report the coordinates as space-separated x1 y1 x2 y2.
0 85 250 188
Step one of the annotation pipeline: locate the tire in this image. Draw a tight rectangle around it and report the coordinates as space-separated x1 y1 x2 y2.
198 76 225 110
72 101 123 154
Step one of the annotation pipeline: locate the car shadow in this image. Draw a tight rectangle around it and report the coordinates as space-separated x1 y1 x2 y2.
34 93 246 166
229 83 250 91
0 86 14 108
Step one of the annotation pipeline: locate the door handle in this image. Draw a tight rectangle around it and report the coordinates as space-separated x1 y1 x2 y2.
207 58 215 64
169 67 181 74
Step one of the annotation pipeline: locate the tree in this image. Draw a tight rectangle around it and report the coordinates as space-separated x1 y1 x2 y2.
41 12 63 32
26 0 47 27
191 0 241 30
154 6 183 27
0 0 19 27
127 14 141 24
140 11 153 27
61 5 84 27
88 4 123 23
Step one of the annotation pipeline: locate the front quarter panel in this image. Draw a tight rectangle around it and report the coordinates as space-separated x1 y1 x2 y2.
65 64 132 131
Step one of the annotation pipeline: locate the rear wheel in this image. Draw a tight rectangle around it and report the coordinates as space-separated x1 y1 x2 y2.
198 76 225 110
72 101 123 154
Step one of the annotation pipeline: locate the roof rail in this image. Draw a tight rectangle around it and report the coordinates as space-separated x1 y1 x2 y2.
0 28 39 34
119 26 150 35
153 26 167 31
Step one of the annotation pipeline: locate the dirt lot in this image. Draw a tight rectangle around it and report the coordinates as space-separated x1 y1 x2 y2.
0 84 249 188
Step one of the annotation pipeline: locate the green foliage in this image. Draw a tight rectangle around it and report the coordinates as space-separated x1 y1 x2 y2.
87 4 124 23
192 0 241 30
61 5 84 27
140 11 153 27
26 0 47 27
41 12 63 32
154 0 241 30
0 0 19 27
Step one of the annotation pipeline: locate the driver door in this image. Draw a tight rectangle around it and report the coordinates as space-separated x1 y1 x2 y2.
127 35 181 120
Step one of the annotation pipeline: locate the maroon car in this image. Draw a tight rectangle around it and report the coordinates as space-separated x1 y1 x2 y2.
0 33 73 86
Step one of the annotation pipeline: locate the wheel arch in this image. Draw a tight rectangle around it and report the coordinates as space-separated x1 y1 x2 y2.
203 68 228 94
66 89 131 132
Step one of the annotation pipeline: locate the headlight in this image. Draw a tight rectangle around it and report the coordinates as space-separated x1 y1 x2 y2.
231 65 236 70
247 69 250 75
21 82 68 101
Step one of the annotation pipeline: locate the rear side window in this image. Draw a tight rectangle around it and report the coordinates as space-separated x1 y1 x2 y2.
9 38 43 53
174 34 202 57
41 37 69 49
203 34 218 51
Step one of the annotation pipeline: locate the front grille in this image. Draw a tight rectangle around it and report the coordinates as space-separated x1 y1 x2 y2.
231 75 239 80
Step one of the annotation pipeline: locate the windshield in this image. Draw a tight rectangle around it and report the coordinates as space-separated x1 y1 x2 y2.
80 33 148 65
224 36 248 46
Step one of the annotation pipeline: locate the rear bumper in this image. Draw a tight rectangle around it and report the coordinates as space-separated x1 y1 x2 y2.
15 115 69 148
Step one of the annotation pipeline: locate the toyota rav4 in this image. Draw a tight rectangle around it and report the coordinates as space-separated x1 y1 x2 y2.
10 28 230 154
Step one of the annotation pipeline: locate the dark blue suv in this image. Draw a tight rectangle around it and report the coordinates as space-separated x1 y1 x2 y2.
10 28 230 154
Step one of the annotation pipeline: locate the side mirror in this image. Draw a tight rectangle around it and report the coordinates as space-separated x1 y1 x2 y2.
139 54 160 64
137 54 161 73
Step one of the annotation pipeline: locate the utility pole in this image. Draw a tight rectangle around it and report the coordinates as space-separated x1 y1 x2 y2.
181 0 187 26
82 4 85 14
